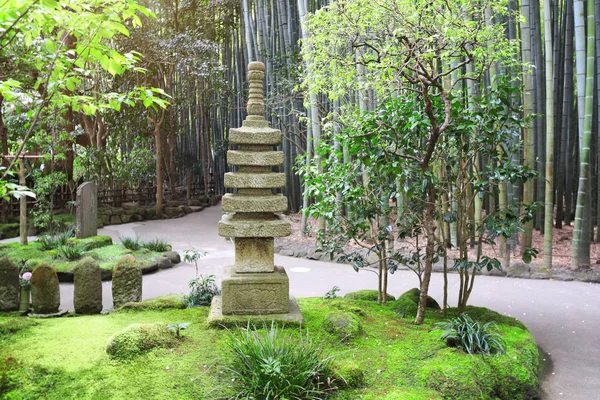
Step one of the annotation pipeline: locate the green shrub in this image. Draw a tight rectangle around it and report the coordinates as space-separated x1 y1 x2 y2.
142 238 170 252
120 236 142 251
106 323 179 360
435 314 505 356
227 324 332 400
56 243 85 260
183 275 220 307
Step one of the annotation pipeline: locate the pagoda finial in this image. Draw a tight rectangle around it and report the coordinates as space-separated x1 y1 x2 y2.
247 61 265 119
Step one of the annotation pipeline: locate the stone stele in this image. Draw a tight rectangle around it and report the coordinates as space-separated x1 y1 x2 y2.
76 182 98 239
0 257 19 311
30 263 60 314
112 255 142 309
210 61 302 325
74 257 103 314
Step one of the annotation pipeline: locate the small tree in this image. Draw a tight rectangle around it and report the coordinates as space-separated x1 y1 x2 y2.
301 0 523 323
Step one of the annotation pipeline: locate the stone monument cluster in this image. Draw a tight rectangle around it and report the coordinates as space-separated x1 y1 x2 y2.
0 255 143 315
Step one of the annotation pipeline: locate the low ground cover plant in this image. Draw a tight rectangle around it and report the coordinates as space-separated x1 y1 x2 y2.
227 323 333 399
183 275 220 307
435 313 505 356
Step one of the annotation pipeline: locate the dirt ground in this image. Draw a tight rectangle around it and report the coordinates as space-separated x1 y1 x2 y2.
281 213 600 271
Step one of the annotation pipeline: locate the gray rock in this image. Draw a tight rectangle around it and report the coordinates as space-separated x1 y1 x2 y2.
306 248 322 260
74 257 103 314
157 257 173 270
164 251 181 264
122 202 139 211
110 215 122 225
120 214 131 224
131 214 143 222
552 273 575 282
279 249 295 257
31 263 60 314
112 255 142 309
0 258 19 311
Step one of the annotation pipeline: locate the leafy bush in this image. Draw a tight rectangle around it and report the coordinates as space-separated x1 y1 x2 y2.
227 323 332 400
183 275 220 307
120 236 142 251
56 244 85 261
435 314 505 356
142 238 169 252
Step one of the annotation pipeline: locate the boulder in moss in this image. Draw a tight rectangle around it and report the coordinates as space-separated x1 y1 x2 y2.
331 360 366 388
0 257 19 311
74 257 102 314
391 288 440 318
106 323 179 359
344 290 395 302
30 263 60 314
323 311 361 341
112 255 142 309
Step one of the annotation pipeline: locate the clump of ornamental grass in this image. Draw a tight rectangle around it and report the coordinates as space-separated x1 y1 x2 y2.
226 323 333 399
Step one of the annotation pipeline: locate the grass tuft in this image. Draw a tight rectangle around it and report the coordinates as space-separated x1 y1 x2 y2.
120 236 142 251
142 238 170 252
226 323 333 399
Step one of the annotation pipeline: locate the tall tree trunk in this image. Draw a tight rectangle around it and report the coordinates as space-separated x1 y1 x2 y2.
543 0 555 269
520 0 535 252
572 0 595 268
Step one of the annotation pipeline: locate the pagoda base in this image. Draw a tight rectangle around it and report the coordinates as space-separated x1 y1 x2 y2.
208 296 303 329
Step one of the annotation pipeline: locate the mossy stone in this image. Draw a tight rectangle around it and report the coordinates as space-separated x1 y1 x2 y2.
399 288 440 309
344 290 395 302
391 288 440 318
323 311 361 341
112 255 142 309
105 323 178 359
0 257 19 311
331 360 366 388
74 257 102 314
30 263 60 314
116 295 185 311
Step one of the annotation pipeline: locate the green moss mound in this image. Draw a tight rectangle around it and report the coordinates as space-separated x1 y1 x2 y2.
323 311 362 341
116 295 186 311
106 323 179 360
68 235 113 251
331 360 366 388
391 288 440 318
344 290 395 302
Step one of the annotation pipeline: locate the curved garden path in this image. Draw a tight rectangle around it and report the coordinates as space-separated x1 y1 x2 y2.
54 205 600 399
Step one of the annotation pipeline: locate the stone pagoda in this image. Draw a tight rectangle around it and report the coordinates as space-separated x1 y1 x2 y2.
209 62 302 325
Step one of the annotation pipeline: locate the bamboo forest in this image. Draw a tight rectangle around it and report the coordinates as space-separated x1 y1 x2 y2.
1 1 600 399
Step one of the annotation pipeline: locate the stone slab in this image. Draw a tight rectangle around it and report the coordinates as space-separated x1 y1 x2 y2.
230 127 282 145
224 172 286 189
218 213 291 238
221 265 289 315
221 193 288 213
76 182 98 239
227 150 284 166
208 295 304 329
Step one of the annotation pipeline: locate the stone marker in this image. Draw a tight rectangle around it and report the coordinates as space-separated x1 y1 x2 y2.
0 258 19 311
74 257 103 314
30 263 60 314
210 62 301 324
112 255 142 309
76 182 98 239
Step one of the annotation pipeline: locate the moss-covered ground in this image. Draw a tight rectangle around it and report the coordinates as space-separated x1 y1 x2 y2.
0 298 539 399
0 238 167 273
